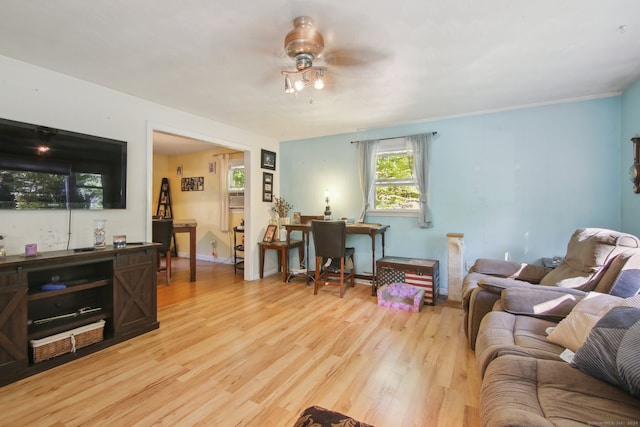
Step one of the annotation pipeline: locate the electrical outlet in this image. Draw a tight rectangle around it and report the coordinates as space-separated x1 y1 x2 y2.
465 261 473 271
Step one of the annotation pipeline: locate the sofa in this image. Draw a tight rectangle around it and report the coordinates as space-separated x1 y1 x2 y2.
472 267 640 425
462 228 640 349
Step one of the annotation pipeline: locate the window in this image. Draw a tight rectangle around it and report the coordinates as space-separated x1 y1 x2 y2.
228 164 245 192
228 160 245 209
372 139 419 211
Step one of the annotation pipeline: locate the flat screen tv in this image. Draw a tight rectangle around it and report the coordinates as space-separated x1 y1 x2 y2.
0 117 127 209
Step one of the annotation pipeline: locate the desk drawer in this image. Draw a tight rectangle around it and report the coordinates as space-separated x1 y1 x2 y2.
376 257 439 305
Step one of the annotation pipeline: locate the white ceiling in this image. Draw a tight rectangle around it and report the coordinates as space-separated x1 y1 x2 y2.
1 0 639 147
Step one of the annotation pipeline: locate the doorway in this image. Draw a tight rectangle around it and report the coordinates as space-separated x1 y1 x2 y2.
149 127 251 280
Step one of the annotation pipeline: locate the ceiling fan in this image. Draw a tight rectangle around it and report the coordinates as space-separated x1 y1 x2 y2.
278 15 386 95
281 16 328 93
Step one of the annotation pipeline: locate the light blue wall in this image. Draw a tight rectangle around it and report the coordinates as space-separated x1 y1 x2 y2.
621 78 640 236
280 97 622 295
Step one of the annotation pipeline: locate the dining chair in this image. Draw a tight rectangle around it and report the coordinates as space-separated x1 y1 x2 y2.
311 220 355 298
152 218 173 284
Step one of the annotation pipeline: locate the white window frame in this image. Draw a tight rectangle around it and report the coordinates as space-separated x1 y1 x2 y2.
368 138 419 217
228 159 244 210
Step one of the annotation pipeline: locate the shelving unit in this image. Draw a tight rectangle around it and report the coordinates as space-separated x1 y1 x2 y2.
156 177 177 255
233 226 244 274
0 244 159 386
26 259 113 341
156 177 172 218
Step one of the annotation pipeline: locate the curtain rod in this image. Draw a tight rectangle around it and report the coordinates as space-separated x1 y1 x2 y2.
350 131 437 144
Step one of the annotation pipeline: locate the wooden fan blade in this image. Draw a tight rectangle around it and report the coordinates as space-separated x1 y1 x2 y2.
322 48 388 67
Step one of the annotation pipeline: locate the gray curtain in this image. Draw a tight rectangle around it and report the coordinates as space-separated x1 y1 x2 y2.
407 133 433 228
356 140 380 223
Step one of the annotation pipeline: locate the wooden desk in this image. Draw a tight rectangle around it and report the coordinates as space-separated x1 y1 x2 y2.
173 219 197 281
284 222 390 294
258 239 304 282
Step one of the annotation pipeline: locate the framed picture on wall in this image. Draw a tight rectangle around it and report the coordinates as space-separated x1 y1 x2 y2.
181 176 204 191
262 172 273 202
261 149 276 170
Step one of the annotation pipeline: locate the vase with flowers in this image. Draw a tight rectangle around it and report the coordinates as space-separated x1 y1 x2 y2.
271 196 292 240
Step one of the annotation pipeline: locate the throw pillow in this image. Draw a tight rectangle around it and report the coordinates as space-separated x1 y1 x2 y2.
571 306 640 397
546 292 622 351
293 406 375 427
547 293 640 351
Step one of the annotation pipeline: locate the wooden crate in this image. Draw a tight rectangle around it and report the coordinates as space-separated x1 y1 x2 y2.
376 256 440 305
30 320 105 363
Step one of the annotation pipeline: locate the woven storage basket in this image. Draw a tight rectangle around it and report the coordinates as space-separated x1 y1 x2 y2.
30 320 105 363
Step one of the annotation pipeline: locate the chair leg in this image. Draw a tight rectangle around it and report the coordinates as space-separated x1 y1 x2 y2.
339 258 346 298
349 254 355 288
165 252 171 285
314 256 321 295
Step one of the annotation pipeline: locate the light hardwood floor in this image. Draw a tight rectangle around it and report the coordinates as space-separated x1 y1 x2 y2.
0 258 482 427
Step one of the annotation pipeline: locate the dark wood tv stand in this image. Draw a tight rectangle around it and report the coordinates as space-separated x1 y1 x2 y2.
0 243 159 386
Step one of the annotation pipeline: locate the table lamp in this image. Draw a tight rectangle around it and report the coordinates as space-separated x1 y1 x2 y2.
324 190 332 220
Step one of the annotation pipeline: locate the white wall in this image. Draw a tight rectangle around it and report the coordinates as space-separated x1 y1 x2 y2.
0 55 277 280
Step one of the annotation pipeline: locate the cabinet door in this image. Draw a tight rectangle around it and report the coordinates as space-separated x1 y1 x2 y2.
112 249 158 336
0 269 28 383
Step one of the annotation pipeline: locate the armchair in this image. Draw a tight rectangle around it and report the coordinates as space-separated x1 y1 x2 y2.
462 228 640 349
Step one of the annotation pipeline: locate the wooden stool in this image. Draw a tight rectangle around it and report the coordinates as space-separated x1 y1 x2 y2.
258 239 304 282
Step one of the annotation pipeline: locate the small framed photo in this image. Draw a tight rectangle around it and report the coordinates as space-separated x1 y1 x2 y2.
263 224 277 242
208 162 216 174
262 172 273 202
261 149 276 170
176 165 183 176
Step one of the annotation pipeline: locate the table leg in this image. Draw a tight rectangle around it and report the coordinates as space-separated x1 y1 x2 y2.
189 227 196 281
259 246 265 278
370 231 377 296
279 249 286 282
305 231 311 284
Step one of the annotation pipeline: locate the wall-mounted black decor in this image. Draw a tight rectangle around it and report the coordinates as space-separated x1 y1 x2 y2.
261 149 276 170
262 172 273 202
630 137 640 193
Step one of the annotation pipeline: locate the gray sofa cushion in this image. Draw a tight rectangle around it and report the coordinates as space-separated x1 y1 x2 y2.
500 287 586 320
473 258 547 282
541 228 640 290
481 355 640 427
594 251 640 297
475 311 564 377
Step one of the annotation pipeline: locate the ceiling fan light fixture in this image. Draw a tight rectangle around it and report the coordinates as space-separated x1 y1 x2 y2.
281 17 328 95
314 70 325 90
284 75 294 93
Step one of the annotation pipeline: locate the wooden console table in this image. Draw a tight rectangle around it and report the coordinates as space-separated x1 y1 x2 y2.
173 219 197 281
284 222 389 293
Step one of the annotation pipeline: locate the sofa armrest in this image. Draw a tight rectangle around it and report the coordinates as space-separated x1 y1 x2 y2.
500 287 587 321
477 276 538 294
473 258 548 283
